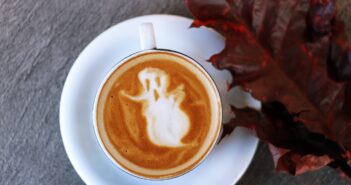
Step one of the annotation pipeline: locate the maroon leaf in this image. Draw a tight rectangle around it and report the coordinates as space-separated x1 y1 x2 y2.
185 0 351 179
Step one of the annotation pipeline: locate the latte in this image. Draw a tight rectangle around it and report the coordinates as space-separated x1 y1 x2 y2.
95 51 221 179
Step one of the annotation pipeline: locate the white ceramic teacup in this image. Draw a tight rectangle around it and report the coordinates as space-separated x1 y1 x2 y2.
93 23 222 180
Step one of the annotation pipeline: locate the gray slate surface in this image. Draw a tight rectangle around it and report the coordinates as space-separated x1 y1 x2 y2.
0 0 350 185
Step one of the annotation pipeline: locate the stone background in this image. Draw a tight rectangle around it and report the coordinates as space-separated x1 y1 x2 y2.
1 0 350 184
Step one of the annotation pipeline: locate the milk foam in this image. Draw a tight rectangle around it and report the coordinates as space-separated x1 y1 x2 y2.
121 67 190 147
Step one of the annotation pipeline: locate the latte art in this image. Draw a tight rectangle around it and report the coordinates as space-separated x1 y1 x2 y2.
95 51 221 179
121 68 190 147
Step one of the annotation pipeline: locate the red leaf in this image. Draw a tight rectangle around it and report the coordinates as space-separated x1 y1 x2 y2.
186 0 351 179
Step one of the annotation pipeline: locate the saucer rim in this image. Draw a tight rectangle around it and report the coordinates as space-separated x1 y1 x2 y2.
59 14 258 185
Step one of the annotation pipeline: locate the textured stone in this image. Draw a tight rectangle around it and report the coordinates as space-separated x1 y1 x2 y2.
0 0 349 184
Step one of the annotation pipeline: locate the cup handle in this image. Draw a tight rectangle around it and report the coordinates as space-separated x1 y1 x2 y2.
139 23 157 50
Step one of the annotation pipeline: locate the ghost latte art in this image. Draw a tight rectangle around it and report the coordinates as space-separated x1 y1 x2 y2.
94 51 221 179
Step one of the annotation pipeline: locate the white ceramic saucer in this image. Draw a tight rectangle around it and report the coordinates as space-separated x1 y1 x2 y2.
60 14 258 185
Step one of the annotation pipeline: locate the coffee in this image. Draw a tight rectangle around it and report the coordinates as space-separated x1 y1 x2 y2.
95 51 221 179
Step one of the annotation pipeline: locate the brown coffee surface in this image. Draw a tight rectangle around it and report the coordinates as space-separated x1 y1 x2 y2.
96 52 216 178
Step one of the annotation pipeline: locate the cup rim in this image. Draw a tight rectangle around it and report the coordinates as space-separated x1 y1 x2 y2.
92 49 223 180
